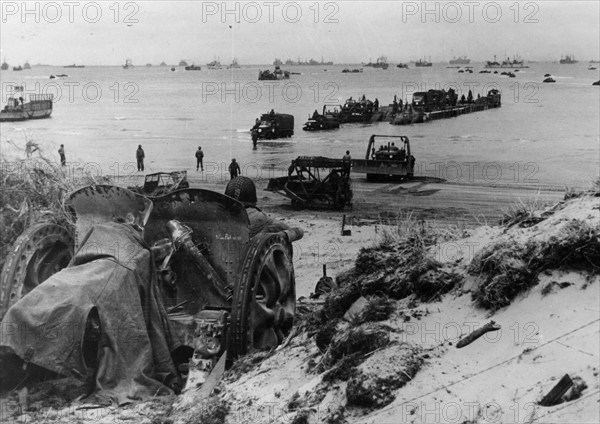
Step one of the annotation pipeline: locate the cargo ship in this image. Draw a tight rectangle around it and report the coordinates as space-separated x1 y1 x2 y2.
415 57 432 67
364 56 389 69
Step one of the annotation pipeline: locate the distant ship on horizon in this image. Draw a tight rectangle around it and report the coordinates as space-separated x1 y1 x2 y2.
559 55 578 64
227 58 241 69
178 60 188 66
207 60 222 70
1 58 8 70
123 58 134 69
485 55 528 68
64 64 85 68
284 57 334 66
23 61 32 70
364 56 389 69
449 56 470 65
414 57 433 67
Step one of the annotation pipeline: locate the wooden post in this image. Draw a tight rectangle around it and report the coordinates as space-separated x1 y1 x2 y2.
539 374 574 406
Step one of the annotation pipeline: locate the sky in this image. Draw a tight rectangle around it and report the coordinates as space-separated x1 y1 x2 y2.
1 0 599 66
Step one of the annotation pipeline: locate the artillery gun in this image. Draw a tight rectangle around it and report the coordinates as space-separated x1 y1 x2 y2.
0 184 303 400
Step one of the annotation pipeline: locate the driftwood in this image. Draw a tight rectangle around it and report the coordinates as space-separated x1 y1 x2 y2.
456 321 501 348
539 374 574 406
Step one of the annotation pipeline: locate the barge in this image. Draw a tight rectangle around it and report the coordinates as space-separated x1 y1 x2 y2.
1 93 54 122
391 89 500 125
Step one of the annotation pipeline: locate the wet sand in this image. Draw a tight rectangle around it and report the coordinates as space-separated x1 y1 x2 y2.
183 174 566 227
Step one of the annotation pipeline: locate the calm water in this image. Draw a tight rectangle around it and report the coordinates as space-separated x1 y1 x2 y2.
1 63 598 188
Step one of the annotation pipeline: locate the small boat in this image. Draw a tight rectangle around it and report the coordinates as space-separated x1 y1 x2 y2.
13 65 23 71
1 90 54 121
185 64 202 71
64 64 85 68
207 60 222 70
1 58 8 70
396 63 409 69
543 77 556 83
593 80 600 86
544 73 552 77
258 66 289 80
123 58 133 69
342 68 363 73
170 67 176 72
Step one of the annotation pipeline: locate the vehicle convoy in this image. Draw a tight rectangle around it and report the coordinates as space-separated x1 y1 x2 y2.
391 88 501 125
338 97 376 123
352 135 415 181
1 92 53 122
251 111 294 145
266 156 353 209
302 105 341 131
0 184 303 402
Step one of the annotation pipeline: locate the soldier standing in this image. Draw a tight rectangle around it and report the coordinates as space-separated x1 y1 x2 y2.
58 144 66 166
195 146 204 171
229 158 241 180
136 145 145 172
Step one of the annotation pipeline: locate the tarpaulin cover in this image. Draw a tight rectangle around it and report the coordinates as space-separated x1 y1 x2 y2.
1 222 180 404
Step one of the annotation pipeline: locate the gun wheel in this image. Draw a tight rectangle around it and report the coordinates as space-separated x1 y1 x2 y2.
228 232 295 360
0 223 73 318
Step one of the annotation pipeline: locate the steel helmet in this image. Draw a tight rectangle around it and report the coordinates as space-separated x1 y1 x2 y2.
225 176 257 206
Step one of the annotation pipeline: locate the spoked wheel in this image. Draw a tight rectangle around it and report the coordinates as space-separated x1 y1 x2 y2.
0 223 74 318
228 232 296 361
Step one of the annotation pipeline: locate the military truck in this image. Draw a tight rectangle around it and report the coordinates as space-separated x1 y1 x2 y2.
302 105 341 131
251 112 294 145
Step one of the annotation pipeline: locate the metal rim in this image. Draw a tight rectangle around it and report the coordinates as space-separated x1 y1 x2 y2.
0 223 73 318
228 233 296 360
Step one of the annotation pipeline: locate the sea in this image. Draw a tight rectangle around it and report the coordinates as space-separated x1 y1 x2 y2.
1 63 598 189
